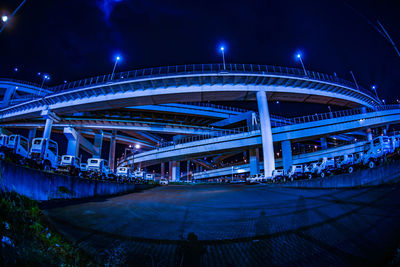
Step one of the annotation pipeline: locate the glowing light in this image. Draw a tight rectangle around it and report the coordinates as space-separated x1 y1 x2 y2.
220 46 224 51
1 16 8 23
296 53 301 59
372 85 376 90
116 56 120 61
135 144 141 149
14 67 18 72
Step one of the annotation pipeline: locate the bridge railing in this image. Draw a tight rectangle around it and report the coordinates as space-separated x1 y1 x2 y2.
0 78 49 90
50 63 376 98
185 102 249 113
281 104 400 125
158 124 261 149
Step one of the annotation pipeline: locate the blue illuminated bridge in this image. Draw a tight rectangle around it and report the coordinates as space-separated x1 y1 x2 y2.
0 63 395 180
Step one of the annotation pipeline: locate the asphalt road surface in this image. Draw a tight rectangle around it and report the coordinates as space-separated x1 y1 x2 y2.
44 184 400 266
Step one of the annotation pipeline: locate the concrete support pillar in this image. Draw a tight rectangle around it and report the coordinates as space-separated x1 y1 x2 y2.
172 161 180 181
41 109 59 140
64 127 80 157
249 148 260 176
43 118 53 139
281 140 293 172
195 163 199 172
383 125 388 135
93 131 103 158
187 160 190 181
2 87 15 107
366 128 373 141
109 130 117 171
28 128 37 144
169 161 172 180
256 90 275 177
320 137 328 150
161 162 165 179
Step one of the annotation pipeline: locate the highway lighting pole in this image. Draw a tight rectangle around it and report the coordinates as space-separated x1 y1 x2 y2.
296 54 307 76
220 46 226 70
40 74 50 88
111 56 120 80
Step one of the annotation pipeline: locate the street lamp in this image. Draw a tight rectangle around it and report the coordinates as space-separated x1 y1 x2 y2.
40 74 50 88
296 53 308 76
220 46 226 70
1 16 8 23
111 55 121 80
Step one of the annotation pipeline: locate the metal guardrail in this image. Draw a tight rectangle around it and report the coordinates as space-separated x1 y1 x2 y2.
158 124 261 148
50 63 376 98
185 102 250 113
0 78 49 90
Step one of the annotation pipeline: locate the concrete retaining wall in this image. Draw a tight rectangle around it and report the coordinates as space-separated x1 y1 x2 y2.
285 159 400 188
0 160 139 201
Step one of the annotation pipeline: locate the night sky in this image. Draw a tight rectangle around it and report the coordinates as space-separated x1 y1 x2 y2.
0 0 399 102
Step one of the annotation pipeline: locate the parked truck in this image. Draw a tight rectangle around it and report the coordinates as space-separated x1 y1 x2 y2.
57 155 81 176
1 135 29 163
87 158 111 179
28 138 59 171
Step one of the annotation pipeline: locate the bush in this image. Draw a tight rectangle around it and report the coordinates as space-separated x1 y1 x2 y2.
0 191 96 266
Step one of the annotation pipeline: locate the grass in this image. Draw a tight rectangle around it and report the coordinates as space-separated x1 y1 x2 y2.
0 190 97 266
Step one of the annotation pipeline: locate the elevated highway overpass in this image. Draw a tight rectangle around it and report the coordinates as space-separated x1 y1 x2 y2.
133 106 400 165
0 63 390 178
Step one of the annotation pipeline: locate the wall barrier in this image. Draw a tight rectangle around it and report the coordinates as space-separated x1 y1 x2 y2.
285 159 400 188
0 160 146 201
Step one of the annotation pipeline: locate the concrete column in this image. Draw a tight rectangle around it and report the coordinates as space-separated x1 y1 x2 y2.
366 128 373 141
256 90 275 177
28 128 37 143
187 160 190 181
169 161 172 180
64 127 80 157
195 163 199 172
93 131 103 158
161 162 165 179
2 87 15 107
43 117 53 139
172 161 180 181
41 109 59 140
109 130 117 171
249 148 260 176
383 125 388 135
281 140 292 172
320 137 328 150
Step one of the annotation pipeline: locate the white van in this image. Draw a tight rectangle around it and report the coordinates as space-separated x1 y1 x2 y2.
57 155 81 176
29 138 59 171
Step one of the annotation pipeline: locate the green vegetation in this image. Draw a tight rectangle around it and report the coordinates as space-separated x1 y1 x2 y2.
0 191 96 266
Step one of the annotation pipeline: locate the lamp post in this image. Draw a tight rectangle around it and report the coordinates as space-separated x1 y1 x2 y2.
124 144 141 168
40 74 50 88
220 46 226 70
111 56 120 80
296 53 307 76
